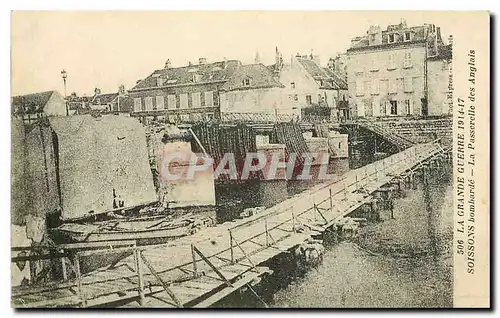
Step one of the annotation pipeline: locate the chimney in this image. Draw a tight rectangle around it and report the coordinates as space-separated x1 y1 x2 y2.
199 57 207 65
118 85 125 96
164 59 171 69
223 57 228 69
188 61 193 67
94 87 101 96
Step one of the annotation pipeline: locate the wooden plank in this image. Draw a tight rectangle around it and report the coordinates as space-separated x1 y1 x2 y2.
180 280 220 291
192 271 264 308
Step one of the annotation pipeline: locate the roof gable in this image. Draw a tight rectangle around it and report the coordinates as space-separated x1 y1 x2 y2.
11 91 55 115
221 64 284 91
131 60 242 90
92 93 118 105
297 58 346 90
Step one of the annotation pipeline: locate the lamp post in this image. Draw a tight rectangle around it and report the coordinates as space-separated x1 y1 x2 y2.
61 69 68 116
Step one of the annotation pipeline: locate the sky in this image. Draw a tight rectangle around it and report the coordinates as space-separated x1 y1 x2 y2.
11 11 455 97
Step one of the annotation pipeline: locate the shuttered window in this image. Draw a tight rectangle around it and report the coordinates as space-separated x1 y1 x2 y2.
180 94 188 109
192 92 201 108
204 91 214 106
133 98 142 112
403 52 412 68
156 96 165 110
404 76 413 92
167 95 176 109
355 78 364 96
145 97 153 111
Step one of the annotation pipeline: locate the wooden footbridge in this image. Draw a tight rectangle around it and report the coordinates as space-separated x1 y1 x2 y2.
11 140 450 308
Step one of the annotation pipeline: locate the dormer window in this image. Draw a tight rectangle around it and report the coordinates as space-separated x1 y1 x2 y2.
388 34 396 44
242 78 251 86
157 77 164 86
193 74 202 83
404 32 412 42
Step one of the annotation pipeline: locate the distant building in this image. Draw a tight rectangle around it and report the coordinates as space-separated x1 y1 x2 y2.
66 93 92 115
11 90 67 123
268 47 348 122
219 63 289 121
90 87 134 115
128 58 242 123
328 53 348 81
346 20 452 118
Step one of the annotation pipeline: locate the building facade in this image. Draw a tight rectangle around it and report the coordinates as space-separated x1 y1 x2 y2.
268 48 348 122
219 63 290 121
346 20 452 119
90 86 134 115
128 58 242 123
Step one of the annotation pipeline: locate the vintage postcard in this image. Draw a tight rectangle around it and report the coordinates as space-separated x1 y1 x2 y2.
10 11 490 308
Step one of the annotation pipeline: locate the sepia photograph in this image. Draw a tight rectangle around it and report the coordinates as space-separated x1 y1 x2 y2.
9 10 490 309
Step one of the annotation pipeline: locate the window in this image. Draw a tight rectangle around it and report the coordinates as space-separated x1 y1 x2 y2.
167 95 176 109
204 91 214 107
193 74 202 83
156 96 165 110
403 52 412 68
405 99 412 115
388 53 396 70
372 100 379 117
145 97 153 111
404 32 411 42
157 78 164 87
370 59 378 71
390 100 398 115
389 79 398 94
358 101 365 117
380 101 387 116
192 92 201 108
355 78 364 96
180 94 188 109
388 34 395 43
291 82 296 89
306 95 312 105
371 79 380 95
404 76 413 92
355 59 363 73
242 78 251 86
213 91 219 106
133 98 142 112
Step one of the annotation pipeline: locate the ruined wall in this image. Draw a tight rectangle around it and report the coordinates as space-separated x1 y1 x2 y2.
375 117 452 146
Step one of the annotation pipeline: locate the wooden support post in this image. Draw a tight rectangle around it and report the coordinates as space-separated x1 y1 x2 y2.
191 244 198 278
265 219 269 247
140 252 183 308
247 283 269 308
192 245 233 287
292 208 296 233
314 204 329 224
229 230 234 264
329 188 333 212
74 254 86 308
133 248 145 307
61 253 67 281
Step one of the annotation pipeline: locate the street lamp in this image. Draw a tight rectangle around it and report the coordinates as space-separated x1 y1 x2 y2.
61 69 68 116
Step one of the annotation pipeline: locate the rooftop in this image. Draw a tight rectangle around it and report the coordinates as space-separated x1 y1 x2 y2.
11 90 59 115
131 59 242 91
221 64 284 91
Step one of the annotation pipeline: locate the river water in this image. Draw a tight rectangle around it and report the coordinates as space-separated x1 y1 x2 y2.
215 159 453 308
